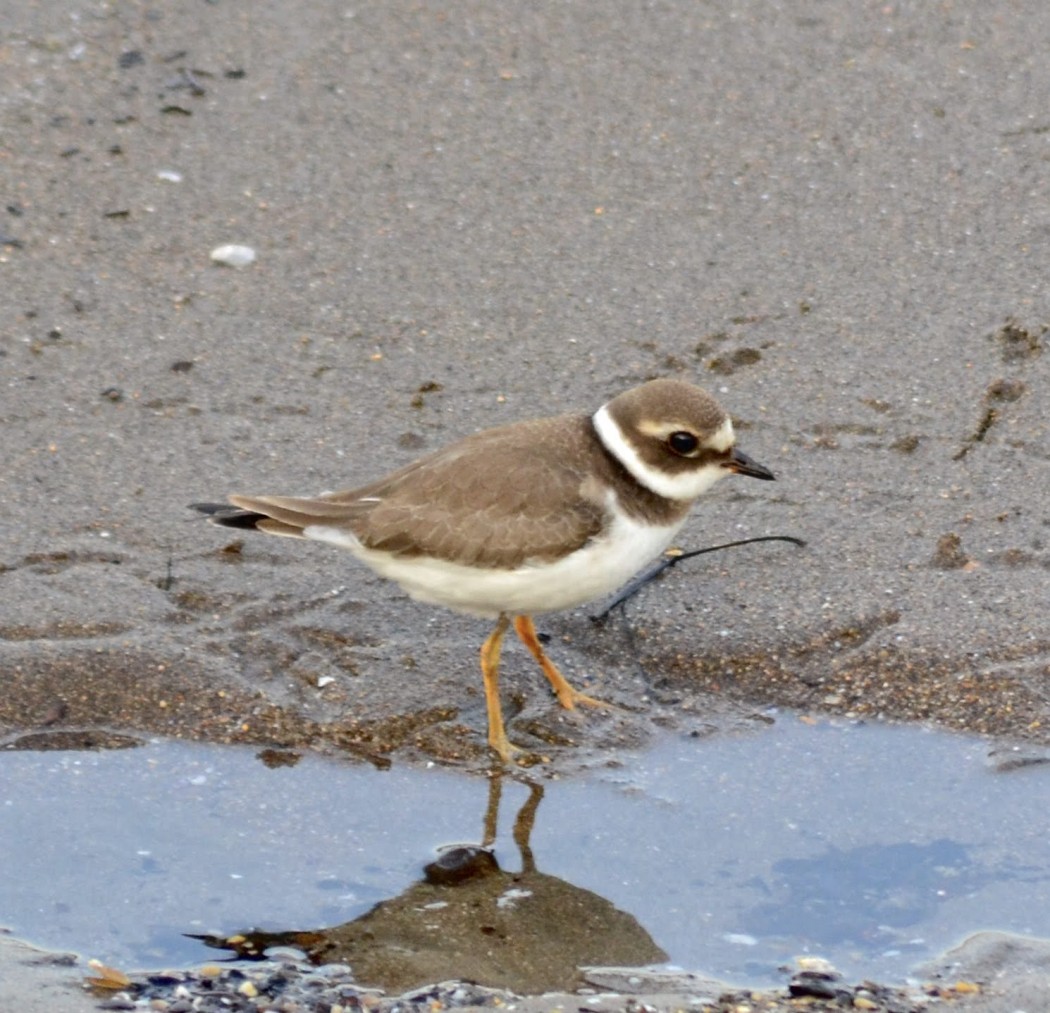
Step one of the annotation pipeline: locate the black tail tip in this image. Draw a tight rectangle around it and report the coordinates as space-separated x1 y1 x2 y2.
189 502 263 529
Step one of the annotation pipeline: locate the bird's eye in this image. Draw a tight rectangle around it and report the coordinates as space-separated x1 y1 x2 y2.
667 431 699 455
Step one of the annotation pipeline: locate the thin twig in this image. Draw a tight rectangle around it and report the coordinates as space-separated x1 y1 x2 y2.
590 535 806 622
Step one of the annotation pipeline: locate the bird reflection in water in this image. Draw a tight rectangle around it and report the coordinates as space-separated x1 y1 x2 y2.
189 772 666 993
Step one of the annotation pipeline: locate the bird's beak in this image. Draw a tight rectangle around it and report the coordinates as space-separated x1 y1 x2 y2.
725 448 775 481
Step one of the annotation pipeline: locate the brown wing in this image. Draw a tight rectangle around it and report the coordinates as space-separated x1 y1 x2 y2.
227 414 609 569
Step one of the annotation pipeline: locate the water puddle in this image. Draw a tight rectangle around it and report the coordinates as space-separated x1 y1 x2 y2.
2 716 1048 991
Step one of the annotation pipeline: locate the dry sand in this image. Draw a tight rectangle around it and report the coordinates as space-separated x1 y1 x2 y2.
3 2 1049 1010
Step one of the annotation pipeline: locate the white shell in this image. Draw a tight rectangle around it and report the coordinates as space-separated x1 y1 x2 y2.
209 243 256 268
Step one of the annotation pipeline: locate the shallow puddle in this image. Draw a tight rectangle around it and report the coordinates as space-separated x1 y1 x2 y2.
2 716 1048 991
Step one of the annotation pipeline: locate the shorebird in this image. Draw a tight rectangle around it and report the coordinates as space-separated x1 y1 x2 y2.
193 378 774 761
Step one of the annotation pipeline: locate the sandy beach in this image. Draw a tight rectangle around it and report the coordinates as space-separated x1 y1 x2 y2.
3 2 1049 1009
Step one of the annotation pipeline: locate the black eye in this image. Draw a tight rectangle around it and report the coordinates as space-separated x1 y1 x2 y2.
667 431 698 455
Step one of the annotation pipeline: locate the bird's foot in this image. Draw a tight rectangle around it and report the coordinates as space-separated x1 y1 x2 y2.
488 729 520 765
554 684 619 712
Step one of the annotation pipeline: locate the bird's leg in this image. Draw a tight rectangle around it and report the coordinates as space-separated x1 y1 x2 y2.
512 614 611 711
480 612 515 762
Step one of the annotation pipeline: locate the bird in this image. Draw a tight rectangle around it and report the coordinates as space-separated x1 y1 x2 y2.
192 378 775 762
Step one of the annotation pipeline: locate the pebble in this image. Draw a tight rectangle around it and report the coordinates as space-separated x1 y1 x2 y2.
90 959 518 1013
210 244 257 268
91 958 946 1013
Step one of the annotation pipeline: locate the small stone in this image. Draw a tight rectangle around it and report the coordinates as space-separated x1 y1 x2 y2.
210 244 256 268
314 963 352 977
795 957 838 974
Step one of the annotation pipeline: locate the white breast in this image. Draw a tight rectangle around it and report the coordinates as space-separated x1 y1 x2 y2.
304 506 686 619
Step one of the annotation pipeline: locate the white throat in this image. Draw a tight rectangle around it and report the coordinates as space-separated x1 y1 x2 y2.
592 403 731 502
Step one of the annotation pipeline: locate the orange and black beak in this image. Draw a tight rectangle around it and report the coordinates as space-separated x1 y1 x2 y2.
725 448 775 481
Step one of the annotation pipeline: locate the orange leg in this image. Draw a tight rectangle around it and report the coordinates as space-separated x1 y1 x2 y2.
480 613 515 762
512 614 610 711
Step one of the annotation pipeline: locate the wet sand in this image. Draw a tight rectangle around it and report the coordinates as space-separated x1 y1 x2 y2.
5 929 1050 1013
2 1 1049 1009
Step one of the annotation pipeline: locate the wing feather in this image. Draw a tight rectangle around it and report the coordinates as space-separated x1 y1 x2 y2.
228 414 608 569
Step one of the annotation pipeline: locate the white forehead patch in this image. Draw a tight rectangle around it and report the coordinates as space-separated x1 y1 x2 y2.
593 404 732 501
708 416 735 453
